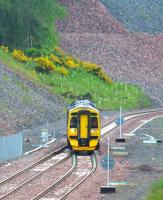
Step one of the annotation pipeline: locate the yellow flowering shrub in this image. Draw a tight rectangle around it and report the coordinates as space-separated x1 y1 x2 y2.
50 54 62 64
57 67 69 76
65 57 79 69
97 70 113 84
12 49 31 62
81 61 112 84
0 45 8 53
34 57 56 72
81 61 100 72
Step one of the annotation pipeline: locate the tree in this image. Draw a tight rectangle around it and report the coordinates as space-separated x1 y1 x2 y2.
0 0 67 51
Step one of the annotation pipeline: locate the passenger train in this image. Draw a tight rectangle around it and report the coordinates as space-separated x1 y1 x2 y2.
67 100 101 151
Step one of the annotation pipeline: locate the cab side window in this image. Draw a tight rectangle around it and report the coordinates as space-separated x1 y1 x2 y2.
70 116 77 128
91 117 98 128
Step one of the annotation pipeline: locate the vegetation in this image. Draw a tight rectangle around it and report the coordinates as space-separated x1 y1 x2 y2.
145 179 163 200
0 0 67 51
0 0 152 110
101 0 163 33
0 47 151 110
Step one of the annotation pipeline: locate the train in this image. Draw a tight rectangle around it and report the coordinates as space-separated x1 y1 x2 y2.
67 100 101 151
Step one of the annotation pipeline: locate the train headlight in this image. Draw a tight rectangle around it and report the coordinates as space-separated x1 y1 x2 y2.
91 129 97 133
70 128 77 133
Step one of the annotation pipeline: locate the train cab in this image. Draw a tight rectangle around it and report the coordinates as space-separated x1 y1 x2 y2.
67 100 101 151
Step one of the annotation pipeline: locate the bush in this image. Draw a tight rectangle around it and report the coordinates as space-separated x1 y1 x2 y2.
12 49 31 62
65 57 79 69
34 56 56 72
50 54 62 65
57 67 69 76
81 61 113 83
25 48 41 57
0 45 8 53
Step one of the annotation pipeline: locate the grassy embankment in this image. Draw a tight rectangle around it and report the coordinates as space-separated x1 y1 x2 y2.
0 48 151 110
145 179 163 200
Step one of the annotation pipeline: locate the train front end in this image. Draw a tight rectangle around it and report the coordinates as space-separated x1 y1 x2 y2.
67 100 101 152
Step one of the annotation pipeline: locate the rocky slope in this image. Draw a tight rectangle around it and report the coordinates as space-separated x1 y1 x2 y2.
57 0 163 105
0 62 64 135
57 0 127 34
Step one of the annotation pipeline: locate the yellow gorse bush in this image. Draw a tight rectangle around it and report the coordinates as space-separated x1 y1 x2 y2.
57 66 69 76
80 61 113 84
66 57 79 69
81 61 100 72
9 46 112 81
50 54 62 64
34 57 56 72
12 49 31 62
0 45 8 53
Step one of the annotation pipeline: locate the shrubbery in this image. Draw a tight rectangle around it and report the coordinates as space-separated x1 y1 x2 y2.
12 49 31 62
1 45 113 82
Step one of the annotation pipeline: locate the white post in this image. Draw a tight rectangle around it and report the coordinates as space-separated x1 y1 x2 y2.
107 137 110 186
53 128 56 139
120 106 122 138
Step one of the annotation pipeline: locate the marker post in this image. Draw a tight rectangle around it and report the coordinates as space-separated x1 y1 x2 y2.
115 107 125 143
100 137 116 193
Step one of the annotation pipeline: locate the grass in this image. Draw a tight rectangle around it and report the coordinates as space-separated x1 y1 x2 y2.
145 179 163 200
0 49 152 110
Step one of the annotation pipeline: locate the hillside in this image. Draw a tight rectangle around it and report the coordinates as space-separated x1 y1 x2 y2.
57 0 128 33
57 0 163 105
101 0 163 34
0 62 64 135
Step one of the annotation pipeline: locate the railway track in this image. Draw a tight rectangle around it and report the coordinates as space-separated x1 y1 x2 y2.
101 108 163 138
0 146 67 186
58 153 97 200
1 109 163 199
31 153 97 200
0 148 70 199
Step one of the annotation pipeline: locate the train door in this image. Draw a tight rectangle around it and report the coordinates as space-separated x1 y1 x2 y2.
80 114 88 138
78 111 90 146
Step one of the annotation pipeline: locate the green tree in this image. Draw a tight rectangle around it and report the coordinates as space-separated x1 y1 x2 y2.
0 0 67 51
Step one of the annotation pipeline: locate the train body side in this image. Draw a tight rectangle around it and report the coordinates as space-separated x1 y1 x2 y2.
67 104 101 151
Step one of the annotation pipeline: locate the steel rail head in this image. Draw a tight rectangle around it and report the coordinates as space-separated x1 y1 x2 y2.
101 109 163 138
58 153 97 200
0 153 71 200
0 145 67 186
30 153 77 200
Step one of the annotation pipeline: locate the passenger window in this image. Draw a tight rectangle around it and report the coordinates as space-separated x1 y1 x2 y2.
70 117 77 128
91 117 98 128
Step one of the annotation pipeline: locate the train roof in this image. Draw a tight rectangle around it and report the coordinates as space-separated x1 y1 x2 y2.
68 100 98 112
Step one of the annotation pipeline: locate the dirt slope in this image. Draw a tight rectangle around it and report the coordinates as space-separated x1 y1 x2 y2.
57 0 127 34
0 63 64 135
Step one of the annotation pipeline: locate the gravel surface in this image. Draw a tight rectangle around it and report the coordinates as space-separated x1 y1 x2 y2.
2 156 71 200
0 62 64 135
44 155 92 199
57 0 127 34
0 141 66 179
65 112 163 200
